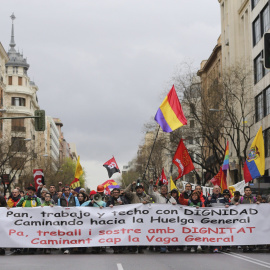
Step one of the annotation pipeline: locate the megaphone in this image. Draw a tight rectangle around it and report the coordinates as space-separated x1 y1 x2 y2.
93 193 102 203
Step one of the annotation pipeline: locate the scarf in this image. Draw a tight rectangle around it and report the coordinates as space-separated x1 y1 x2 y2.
10 194 21 202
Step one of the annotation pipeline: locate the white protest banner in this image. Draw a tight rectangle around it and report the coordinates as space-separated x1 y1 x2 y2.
0 204 269 248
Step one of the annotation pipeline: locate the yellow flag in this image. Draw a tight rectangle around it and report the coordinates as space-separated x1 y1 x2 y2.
74 156 83 179
250 126 265 176
170 176 179 195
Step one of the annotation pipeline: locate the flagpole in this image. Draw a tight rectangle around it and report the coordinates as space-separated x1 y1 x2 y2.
169 163 173 191
142 126 160 183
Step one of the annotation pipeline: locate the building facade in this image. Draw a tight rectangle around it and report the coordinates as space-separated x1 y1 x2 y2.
0 14 41 187
218 0 252 67
197 37 223 183
0 42 9 138
46 116 60 170
251 0 270 189
215 0 254 184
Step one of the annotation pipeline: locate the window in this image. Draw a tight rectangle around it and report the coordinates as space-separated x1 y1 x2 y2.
8 76 12 85
256 92 264 121
265 128 270 157
12 67 18 74
252 0 260 9
254 53 263 83
9 157 24 170
262 5 270 33
255 85 270 121
190 120 195 128
11 137 26 152
254 51 270 84
266 87 270 115
190 103 196 115
18 77 22 86
186 137 193 145
0 90 2 106
253 16 261 45
252 3 270 46
11 119 25 132
11 97 25 106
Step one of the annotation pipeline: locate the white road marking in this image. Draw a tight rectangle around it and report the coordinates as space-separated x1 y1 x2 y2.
221 252 270 269
117 263 124 270
230 252 270 266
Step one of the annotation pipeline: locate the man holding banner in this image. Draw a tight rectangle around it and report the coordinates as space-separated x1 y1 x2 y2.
149 179 176 253
16 186 41 254
58 186 80 207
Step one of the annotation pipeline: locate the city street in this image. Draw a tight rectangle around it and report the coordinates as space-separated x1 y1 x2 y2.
2 248 270 270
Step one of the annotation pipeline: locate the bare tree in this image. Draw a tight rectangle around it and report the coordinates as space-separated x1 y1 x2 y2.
173 62 254 184
0 132 39 195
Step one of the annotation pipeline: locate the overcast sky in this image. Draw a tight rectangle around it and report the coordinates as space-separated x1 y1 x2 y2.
0 0 220 190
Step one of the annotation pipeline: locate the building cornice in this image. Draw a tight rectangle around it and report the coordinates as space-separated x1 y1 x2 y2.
5 88 35 97
197 43 221 76
5 108 33 116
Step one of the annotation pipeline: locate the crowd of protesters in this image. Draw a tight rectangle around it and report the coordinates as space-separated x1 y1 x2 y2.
0 180 269 255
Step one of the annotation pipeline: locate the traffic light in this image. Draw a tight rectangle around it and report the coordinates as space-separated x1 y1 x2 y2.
264 33 270 69
34 110 45 131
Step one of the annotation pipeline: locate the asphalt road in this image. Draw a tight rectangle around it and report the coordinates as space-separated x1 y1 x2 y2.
1 248 270 270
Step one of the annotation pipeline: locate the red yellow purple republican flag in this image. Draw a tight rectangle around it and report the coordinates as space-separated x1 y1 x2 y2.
155 85 187 132
102 179 120 189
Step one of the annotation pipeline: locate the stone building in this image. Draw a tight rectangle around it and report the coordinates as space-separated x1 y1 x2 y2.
1 14 42 187
209 0 254 184
218 0 252 66
0 42 9 138
54 118 73 162
4 14 40 143
45 116 60 170
251 0 270 189
197 37 223 182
